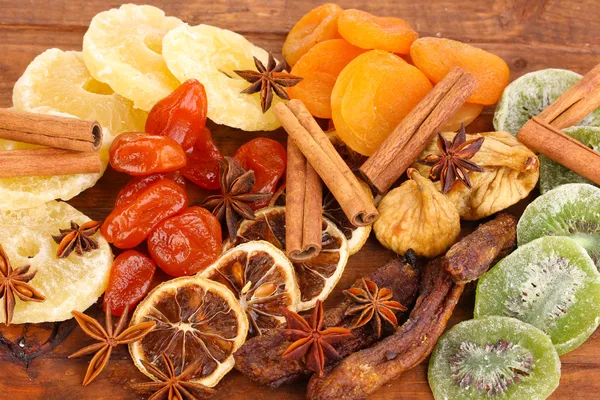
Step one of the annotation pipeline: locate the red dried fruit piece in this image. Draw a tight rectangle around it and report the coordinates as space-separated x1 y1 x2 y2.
233 138 286 209
101 179 188 249
109 132 187 176
410 37 510 105
337 9 418 54
115 171 186 210
148 206 222 277
180 127 224 190
282 3 343 67
103 250 156 316
289 39 366 118
146 79 208 151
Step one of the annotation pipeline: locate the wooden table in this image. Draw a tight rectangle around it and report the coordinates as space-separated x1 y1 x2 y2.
1 1 599 399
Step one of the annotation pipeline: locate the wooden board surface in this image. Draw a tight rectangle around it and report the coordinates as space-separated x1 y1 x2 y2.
1 0 599 399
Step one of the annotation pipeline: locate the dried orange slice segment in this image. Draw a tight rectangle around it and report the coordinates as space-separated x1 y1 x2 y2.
225 207 349 311
200 241 299 336
129 277 248 387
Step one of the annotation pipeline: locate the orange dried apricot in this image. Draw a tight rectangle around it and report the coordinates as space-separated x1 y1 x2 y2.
410 37 510 105
337 9 418 54
282 3 343 67
331 50 433 156
288 39 366 118
442 102 484 132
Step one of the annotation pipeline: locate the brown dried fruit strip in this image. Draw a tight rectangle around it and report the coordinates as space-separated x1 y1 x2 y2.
233 254 420 387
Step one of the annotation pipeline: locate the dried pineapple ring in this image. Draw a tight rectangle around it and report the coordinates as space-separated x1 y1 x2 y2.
83 4 183 111
0 108 112 211
163 24 283 131
0 201 113 324
13 48 147 136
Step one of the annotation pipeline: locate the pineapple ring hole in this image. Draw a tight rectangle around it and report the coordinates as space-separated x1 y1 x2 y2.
15 237 42 260
82 79 115 95
144 34 164 55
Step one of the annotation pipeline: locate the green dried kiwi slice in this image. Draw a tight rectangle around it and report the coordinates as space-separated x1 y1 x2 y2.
493 69 600 135
517 183 600 268
475 236 600 355
540 126 600 193
429 316 560 400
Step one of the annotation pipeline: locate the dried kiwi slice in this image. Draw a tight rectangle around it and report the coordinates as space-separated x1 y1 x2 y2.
494 69 600 135
429 316 560 400
475 236 600 355
539 126 600 193
517 183 600 268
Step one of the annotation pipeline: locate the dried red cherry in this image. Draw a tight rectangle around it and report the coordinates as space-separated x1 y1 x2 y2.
115 171 186 210
180 127 224 190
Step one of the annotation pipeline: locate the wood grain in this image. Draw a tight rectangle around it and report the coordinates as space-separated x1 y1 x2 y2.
0 1 599 399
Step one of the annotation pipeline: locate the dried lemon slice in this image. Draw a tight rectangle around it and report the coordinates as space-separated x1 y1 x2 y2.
163 24 283 131
129 276 248 387
201 241 300 336
83 4 183 111
0 108 112 211
12 48 147 135
0 201 113 324
225 207 349 311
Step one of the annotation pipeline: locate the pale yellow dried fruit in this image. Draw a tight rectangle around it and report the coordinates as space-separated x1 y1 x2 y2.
83 4 183 111
163 24 283 131
13 48 147 135
414 131 539 220
374 169 460 258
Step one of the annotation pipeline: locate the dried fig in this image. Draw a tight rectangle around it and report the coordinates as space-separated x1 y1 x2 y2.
373 168 460 258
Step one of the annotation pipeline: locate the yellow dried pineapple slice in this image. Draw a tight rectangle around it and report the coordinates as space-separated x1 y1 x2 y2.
13 48 147 135
163 24 283 131
83 4 183 111
0 108 112 211
0 201 113 324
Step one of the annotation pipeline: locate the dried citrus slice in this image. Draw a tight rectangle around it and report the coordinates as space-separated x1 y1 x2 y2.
0 201 113 324
200 241 300 336
83 4 183 111
163 24 283 131
0 108 112 211
129 276 248 387
225 207 349 311
12 49 147 135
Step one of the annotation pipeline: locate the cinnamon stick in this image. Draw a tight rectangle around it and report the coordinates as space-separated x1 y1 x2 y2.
360 67 478 193
0 148 102 178
274 101 378 227
516 63 600 185
0 108 102 152
286 138 323 261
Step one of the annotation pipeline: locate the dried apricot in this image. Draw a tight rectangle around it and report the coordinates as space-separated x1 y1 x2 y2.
442 103 484 132
331 50 432 156
288 39 366 118
337 9 418 54
282 3 343 67
410 37 510 105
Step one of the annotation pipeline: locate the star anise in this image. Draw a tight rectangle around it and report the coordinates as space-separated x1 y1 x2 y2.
343 278 407 339
419 123 485 194
52 220 102 258
281 300 351 377
69 304 156 386
234 52 303 113
0 244 45 326
133 353 215 400
201 157 272 241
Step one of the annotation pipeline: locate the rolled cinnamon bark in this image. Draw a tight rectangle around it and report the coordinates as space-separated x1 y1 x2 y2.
286 138 323 261
0 108 102 152
0 148 102 177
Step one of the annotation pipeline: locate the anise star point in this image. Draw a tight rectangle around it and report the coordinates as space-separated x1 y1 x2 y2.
280 300 351 377
343 278 407 339
133 353 216 400
419 123 485 194
52 220 102 258
0 244 45 326
69 304 156 386
234 52 303 113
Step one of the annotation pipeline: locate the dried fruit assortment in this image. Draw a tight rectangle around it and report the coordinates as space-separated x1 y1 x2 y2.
5 2 600 400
